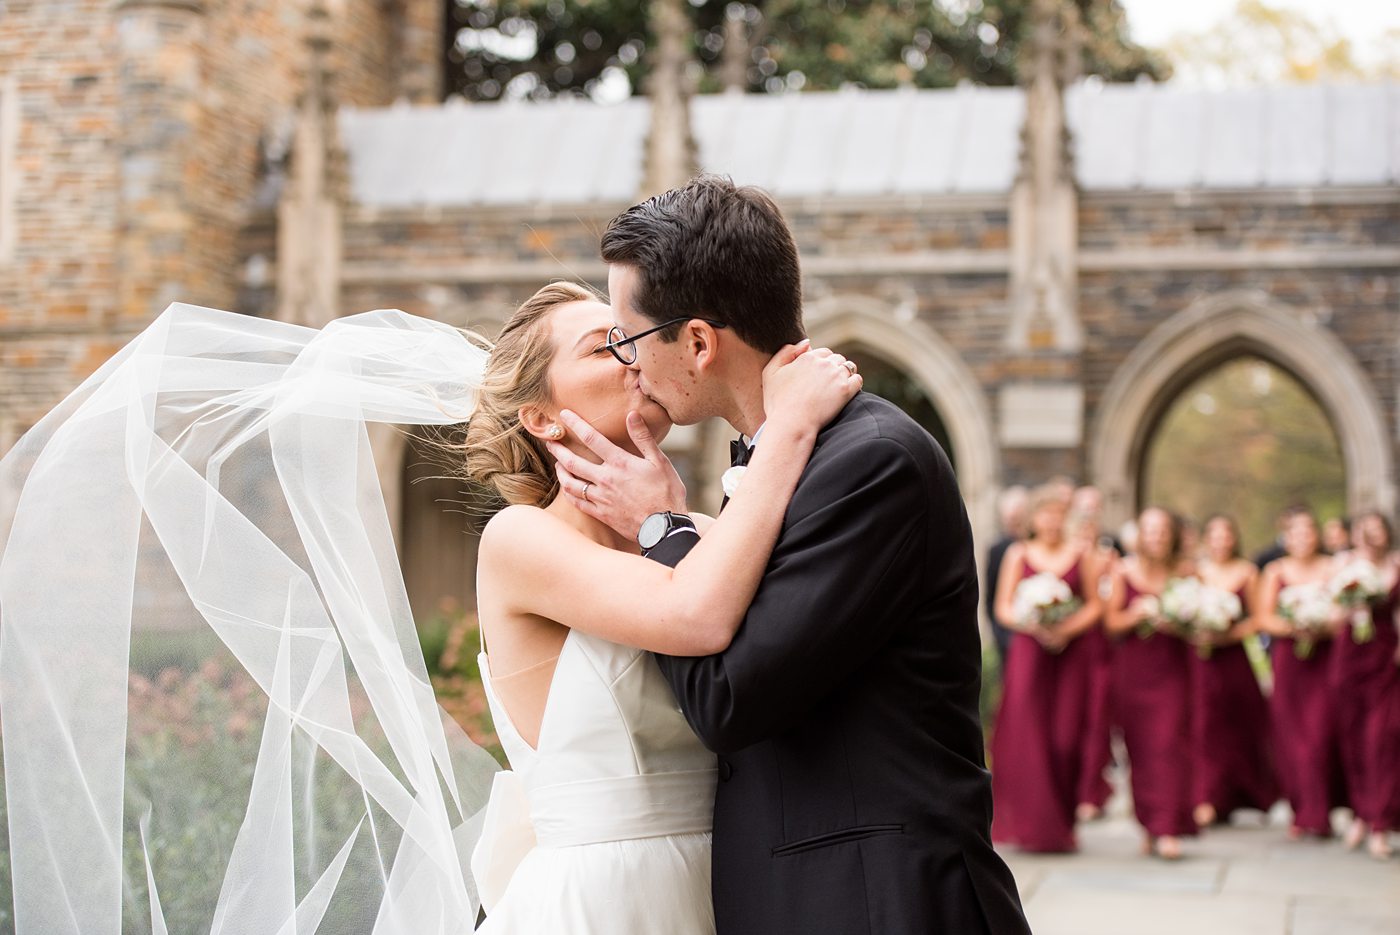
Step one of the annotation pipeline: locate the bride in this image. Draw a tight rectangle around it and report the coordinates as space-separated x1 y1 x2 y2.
0 282 858 934
460 282 858 932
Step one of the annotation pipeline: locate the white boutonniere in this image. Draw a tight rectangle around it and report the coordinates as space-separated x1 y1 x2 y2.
721 465 747 499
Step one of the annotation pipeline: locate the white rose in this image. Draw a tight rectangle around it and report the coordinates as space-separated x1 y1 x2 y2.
721 465 747 499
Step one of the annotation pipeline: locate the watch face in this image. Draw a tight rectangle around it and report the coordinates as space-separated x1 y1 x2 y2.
640 513 668 549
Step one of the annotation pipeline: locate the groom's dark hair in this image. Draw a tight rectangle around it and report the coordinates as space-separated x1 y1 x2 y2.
600 175 805 354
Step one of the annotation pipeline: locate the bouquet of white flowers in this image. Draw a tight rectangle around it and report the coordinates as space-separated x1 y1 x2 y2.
1012 572 1082 639
1131 593 1162 639
1161 577 1203 630
1278 582 1334 659
1328 559 1387 644
1189 585 1244 659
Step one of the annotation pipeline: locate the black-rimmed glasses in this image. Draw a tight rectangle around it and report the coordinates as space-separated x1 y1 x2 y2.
604 318 728 365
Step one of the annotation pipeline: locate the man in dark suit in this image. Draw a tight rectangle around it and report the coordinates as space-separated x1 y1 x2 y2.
549 176 1029 934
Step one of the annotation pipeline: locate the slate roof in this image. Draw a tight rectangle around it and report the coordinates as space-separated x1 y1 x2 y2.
339 81 1400 208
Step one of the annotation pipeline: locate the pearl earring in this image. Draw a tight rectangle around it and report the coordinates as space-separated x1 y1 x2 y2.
546 424 564 440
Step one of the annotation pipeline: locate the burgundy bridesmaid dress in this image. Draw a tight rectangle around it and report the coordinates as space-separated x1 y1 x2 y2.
1189 587 1278 819
1329 576 1400 833
1110 579 1196 838
1077 623 1114 811
991 556 1096 852
1270 578 1347 835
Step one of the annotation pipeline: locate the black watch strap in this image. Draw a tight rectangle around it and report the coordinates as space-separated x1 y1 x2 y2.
639 511 696 551
643 525 701 567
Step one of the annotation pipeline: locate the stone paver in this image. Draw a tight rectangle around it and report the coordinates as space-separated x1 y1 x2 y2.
1290 895 1400 935
1000 795 1400 935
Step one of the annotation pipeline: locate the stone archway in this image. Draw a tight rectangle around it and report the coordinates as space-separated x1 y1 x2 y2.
1089 289 1395 529
804 294 1002 560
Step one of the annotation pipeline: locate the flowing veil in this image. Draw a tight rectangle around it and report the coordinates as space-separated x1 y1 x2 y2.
0 303 501 933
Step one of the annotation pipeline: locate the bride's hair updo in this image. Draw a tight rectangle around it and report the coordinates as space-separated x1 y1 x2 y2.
449 281 599 508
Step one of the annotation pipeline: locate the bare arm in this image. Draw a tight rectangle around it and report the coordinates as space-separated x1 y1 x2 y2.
1103 564 1148 636
481 347 860 657
1055 552 1104 641
1254 564 1290 637
1227 566 1262 642
992 542 1027 632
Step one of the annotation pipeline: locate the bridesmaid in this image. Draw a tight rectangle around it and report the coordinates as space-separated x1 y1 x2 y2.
990 485 1105 852
1190 514 1278 827
1105 506 1196 859
1257 509 1347 838
1067 499 1117 821
1329 511 1400 859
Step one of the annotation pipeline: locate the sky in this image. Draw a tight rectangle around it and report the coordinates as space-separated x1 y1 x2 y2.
1117 0 1400 64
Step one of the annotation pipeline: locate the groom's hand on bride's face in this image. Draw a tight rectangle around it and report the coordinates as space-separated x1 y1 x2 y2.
547 409 688 540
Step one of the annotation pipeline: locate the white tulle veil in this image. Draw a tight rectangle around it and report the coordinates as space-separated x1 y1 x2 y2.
0 303 501 934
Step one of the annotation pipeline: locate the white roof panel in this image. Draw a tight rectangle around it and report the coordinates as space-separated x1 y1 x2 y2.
771 93 854 195
952 87 1023 192
1201 88 1267 188
1135 88 1204 189
1329 83 1390 185
1263 84 1328 187
832 92 912 196
588 100 650 201
1389 83 1400 183
478 103 554 204
691 94 741 176
892 91 969 193
707 95 793 191
341 82 1398 207
1069 82 1147 190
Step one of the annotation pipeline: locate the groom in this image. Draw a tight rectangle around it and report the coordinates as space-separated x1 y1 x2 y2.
548 176 1029 934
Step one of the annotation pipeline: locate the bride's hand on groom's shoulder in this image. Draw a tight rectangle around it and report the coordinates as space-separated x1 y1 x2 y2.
762 341 863 439
548 409 688 540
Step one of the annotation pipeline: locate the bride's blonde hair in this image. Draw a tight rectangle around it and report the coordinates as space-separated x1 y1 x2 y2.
432 281 600 509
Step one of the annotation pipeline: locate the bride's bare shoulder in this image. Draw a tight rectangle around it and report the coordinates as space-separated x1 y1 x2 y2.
482 503 560 544
480 504 586 563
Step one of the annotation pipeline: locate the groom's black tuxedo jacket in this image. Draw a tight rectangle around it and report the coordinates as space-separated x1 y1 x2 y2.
647 393 1029 935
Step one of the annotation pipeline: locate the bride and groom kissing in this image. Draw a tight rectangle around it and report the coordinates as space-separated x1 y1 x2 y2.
467 174 1030 934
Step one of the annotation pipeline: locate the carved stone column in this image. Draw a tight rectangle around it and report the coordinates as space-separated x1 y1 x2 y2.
114 0 207 320
1006 0 1082 353
275 1 346 328
998 0 1087 484
639 0 698 197
397 0 445 104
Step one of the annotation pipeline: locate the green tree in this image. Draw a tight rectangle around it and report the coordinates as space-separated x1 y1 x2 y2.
441 0 1170 102
1162 0 1400 85
1141 356 1347 556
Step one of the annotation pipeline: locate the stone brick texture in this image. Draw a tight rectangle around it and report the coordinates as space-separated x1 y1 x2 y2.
0 0 441 445
324 192 1398 494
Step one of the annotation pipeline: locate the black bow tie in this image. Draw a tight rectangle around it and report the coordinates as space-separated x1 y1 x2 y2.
730 437 754 467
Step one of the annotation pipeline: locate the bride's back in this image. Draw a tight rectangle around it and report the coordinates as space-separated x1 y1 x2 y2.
480 627 712 784
472 617 717 934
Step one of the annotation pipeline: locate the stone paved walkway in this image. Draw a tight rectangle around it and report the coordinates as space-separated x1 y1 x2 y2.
1000 799 1400 935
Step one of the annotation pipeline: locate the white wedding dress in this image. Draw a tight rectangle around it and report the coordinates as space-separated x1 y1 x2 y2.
472 628 718 933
